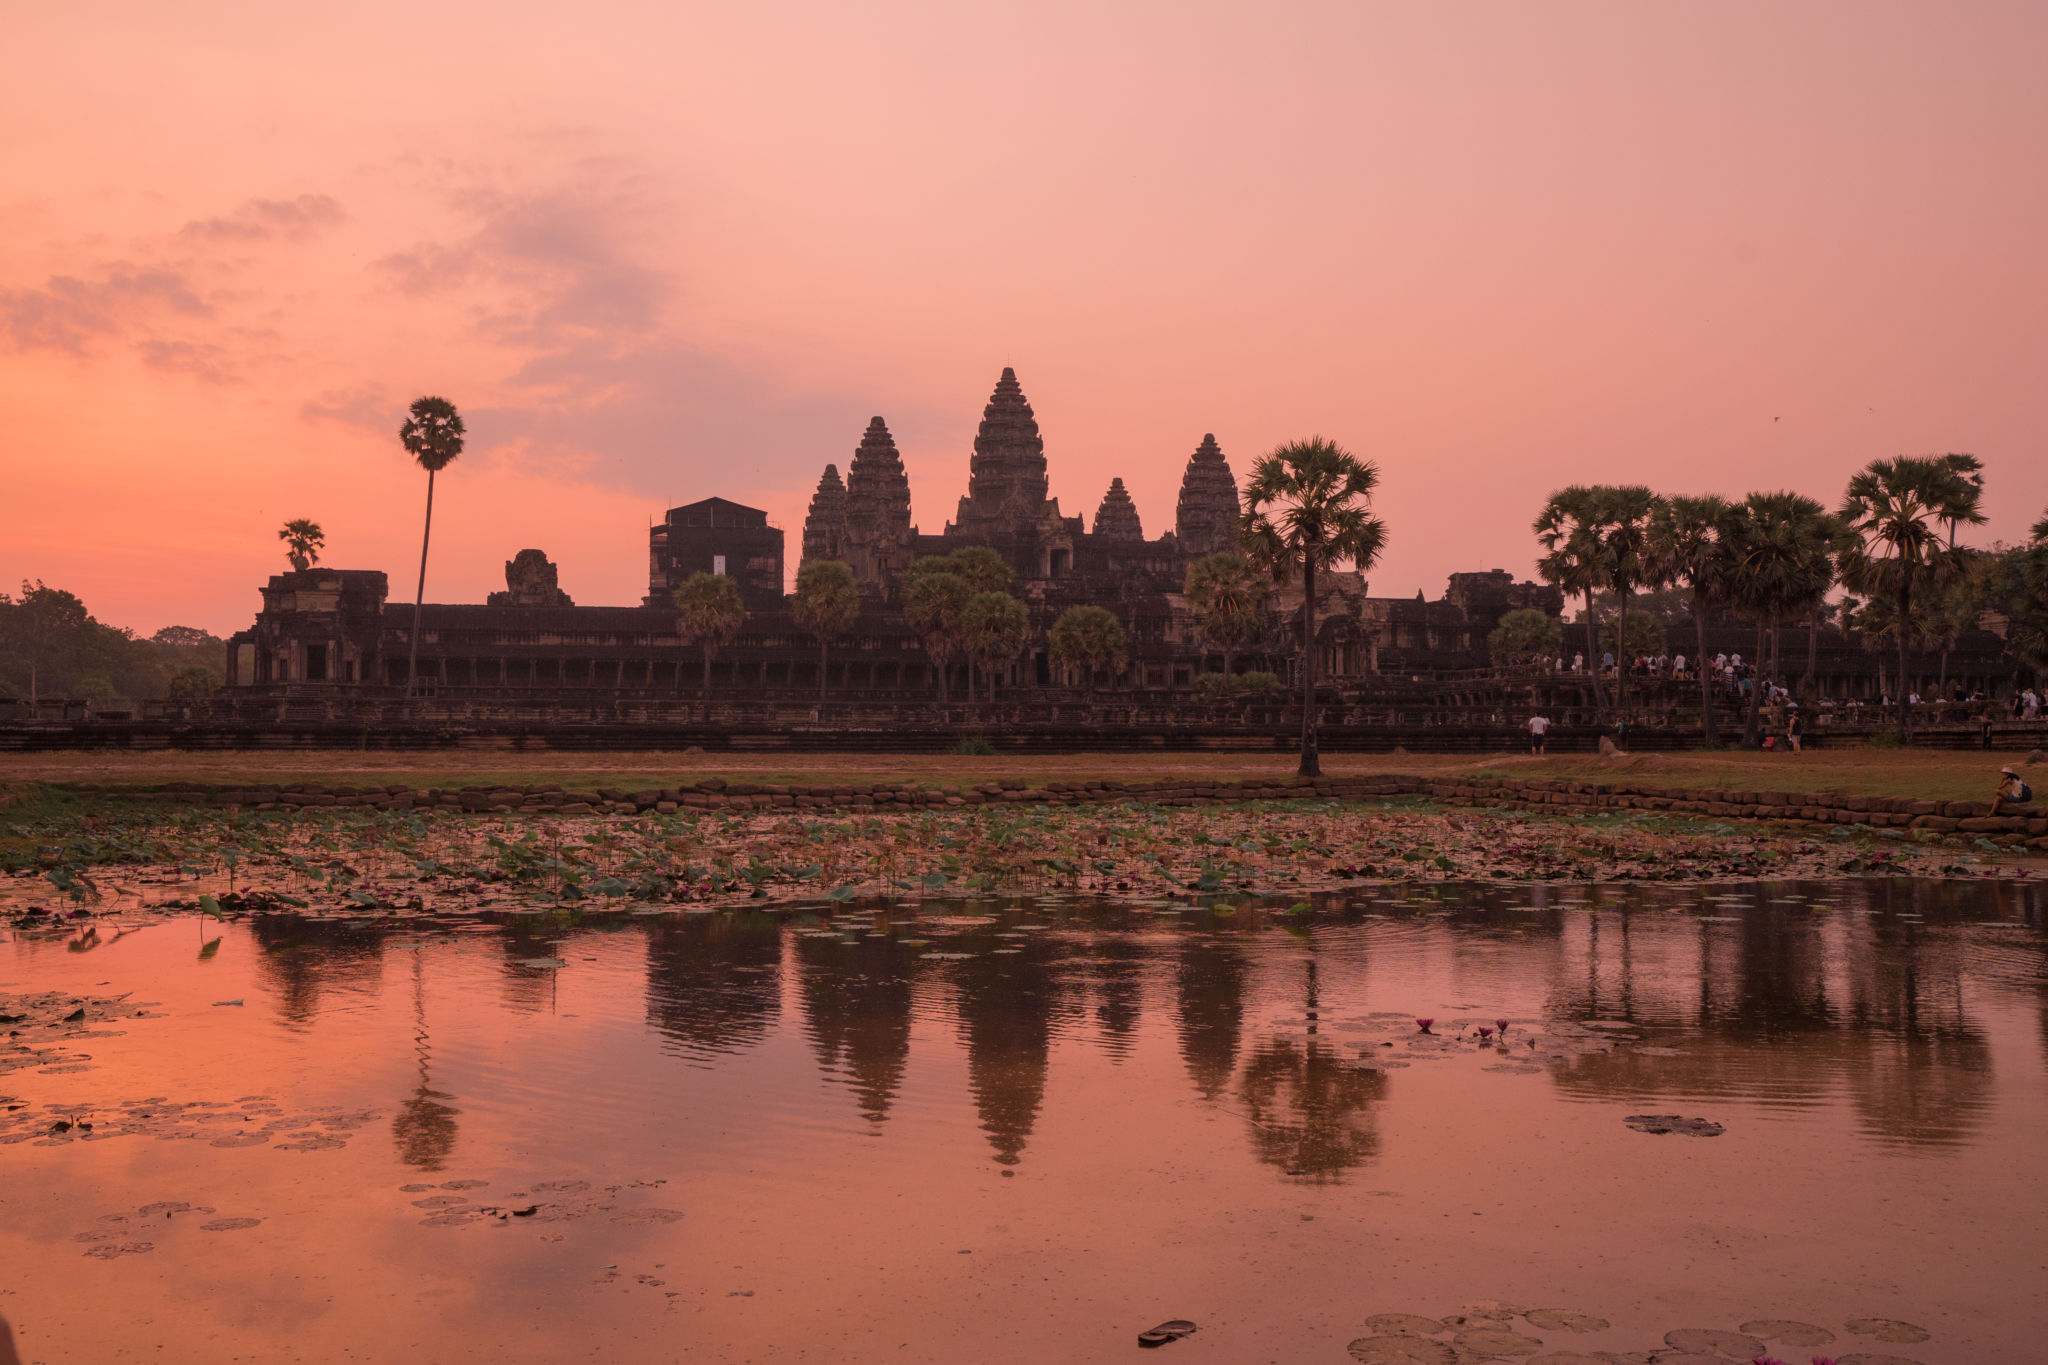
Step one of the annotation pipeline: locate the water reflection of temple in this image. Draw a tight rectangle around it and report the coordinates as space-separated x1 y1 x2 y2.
794 931 917 1124
249 917 389 1027
1176 934 1248 1101
950 937 1061 1165
1542 889 1995 1147
644 914 785 1061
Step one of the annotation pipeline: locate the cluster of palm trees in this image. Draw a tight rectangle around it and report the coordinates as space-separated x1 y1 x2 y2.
1533 454 1991 746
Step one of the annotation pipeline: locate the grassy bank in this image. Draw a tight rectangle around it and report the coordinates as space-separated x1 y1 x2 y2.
1 746 2036 804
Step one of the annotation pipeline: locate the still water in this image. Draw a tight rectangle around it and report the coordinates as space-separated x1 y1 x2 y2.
4 880 2045 1364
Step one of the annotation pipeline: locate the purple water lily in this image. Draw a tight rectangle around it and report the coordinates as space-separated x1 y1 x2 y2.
1415 1018 1434 1034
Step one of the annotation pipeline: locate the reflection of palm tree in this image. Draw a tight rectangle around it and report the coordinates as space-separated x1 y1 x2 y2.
795 933 916 1124
1176 936 1247 1100
1239 1037 1388 1181
251 917 388 1028
645 914 784 1060
953 938 1057 1165
392 946 459 1171
1093 936 1146 1059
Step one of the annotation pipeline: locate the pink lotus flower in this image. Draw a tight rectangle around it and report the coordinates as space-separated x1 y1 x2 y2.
1476 1027 1494 1040
1415 1018 1434 1034
1496 1018 1510 1034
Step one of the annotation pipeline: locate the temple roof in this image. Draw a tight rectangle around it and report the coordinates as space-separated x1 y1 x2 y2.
1174 434 1240 557
1093 477 1144 541
959 367 1049 517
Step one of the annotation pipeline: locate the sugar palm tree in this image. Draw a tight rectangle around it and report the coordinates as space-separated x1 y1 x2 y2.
1838 456 1985 743
277 519 325 572
1726 491 1837 747
1589 485 1665 722
1048 605 1128 692
1534 485 1610 713
1649 494 1735 744
1184 551 1265 681
792 559 861 700
672 572 747 700
1239 438 1387 777
398 397 465 698
959 591 1030 705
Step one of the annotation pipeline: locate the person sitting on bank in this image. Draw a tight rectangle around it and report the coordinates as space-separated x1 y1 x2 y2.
1991 766 2034 817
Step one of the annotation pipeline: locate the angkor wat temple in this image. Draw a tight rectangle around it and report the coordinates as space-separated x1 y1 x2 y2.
225 367 1563 699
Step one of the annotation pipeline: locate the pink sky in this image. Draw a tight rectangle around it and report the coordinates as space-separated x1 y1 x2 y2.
4 1 2044 637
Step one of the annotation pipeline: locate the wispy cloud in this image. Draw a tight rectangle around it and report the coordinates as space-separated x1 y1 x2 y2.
177 194 346 243
0 265 208 353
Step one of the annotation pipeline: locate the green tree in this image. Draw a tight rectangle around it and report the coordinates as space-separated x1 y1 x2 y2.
1588 485 1666 720
958 591 1031 704
902 556 972 702
946 545 1014 595
1648 494 1736 744
1185 551 1266 679
791 560 861 701
672 572 746 699
398 396 465 699
1726 491 1838 747
167 665 218 700
1838 455 1985 743
278 518 326 572
1240 437 1387 777
1486 607 1563 668
1048 605 1127 692
0 580 90 705
1534 485 1612 710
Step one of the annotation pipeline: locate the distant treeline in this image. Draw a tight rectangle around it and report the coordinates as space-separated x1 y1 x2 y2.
0 581 226 706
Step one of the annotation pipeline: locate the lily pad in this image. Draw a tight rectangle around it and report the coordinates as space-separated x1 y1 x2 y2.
1456 1327 1543 1358
1523 1311 1608 1333
1361 1314 1446 1336
1346 1337 1458 1365
1844 1319 1929 1345
1663 1328 1763 1356
200 1217 261 1231
1624 1114 1724 1137
1837 1355 1930 1365
516 957 567 969
1739 1319 1834 1347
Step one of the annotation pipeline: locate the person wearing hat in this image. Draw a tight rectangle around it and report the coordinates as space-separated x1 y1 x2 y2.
1991 766 2034 817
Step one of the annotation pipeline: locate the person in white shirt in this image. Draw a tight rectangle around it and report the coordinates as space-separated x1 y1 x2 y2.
1528 713 1550 756
2024 689 2040 721
1673 652 1687 676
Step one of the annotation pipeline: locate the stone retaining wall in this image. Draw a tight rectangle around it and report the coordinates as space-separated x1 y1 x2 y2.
63 773 2048 850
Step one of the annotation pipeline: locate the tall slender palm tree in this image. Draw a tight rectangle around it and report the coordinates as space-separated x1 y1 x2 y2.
791 559 861 700
1534 485 1610 713
1590 485 1665 722
1648 494 1735 744
1727 491 1837 747
398 397 465 698
1239 438 1387 777
1185 551 1266 681
1838 456 1985 743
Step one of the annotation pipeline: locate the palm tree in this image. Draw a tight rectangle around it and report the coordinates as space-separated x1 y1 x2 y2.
398 397 465 699
1649 494 1735 744
902 556 972 702
277 519 325 572
959 592 1030 705
1726 491 1837 747
1534 485 1610 712
1239 437 1387 777
1048 605 1128 692
1184 551 1266 681
1589 485 1665 722
1838 456 1985 743
671 572 746 699
791 560 861 700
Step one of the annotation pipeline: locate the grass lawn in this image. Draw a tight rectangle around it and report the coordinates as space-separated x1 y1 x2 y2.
0 744 2034 805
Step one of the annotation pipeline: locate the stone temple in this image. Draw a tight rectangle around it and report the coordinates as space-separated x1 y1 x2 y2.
226 367 1560 695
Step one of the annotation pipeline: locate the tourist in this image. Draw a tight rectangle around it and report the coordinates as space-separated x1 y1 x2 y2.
2023 688 2040 721
1991 766 2034 817
1528 713 1550 756
1981 708 1996 750
1572 651 1584 673
1786 703 1804 754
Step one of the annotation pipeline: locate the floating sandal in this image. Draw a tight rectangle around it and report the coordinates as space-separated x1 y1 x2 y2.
1138 1319 1197 1348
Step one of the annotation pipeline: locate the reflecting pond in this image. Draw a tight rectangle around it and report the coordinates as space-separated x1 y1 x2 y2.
4 879 2045 1363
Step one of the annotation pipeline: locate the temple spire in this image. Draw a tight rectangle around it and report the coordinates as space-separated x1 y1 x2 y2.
1093 477 1144 541
800 463 848 567
1174 433 1240 556
957 367 1049 524
843 417 915 592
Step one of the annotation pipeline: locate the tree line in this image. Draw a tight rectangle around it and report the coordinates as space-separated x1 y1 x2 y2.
1497 454 2048 747
0 582 226 707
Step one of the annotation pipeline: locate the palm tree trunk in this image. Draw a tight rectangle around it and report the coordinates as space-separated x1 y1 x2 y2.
1897 572 1913 745
1223 646 1235 682
819 639 829 701
405 467 436 699
1299 559 1320 777
1615 588 1630 721
1743 616 1767 748
1694 591 1715 745
701 649 712 701
1805 603 1820 689
1583 591 1606 714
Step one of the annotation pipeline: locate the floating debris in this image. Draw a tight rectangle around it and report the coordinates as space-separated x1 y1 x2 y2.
1625 1115 1725 1137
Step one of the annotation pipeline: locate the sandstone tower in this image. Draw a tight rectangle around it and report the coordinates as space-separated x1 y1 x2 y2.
1093 477 1144 541
952 367 1057 530
800 464 848 567
1174 434 1240 557
842 417 915 591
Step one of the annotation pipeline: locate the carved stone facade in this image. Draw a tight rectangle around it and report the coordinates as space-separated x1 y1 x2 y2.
1174 434 1240 556
1093 478 1144 541
840 418 915 593
487 549 574 608
801 466 848 566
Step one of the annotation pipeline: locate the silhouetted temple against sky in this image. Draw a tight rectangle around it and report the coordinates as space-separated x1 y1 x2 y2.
223 367 1569 696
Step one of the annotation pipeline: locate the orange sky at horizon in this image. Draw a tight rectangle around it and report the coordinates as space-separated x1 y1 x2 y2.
4 1 2045 637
